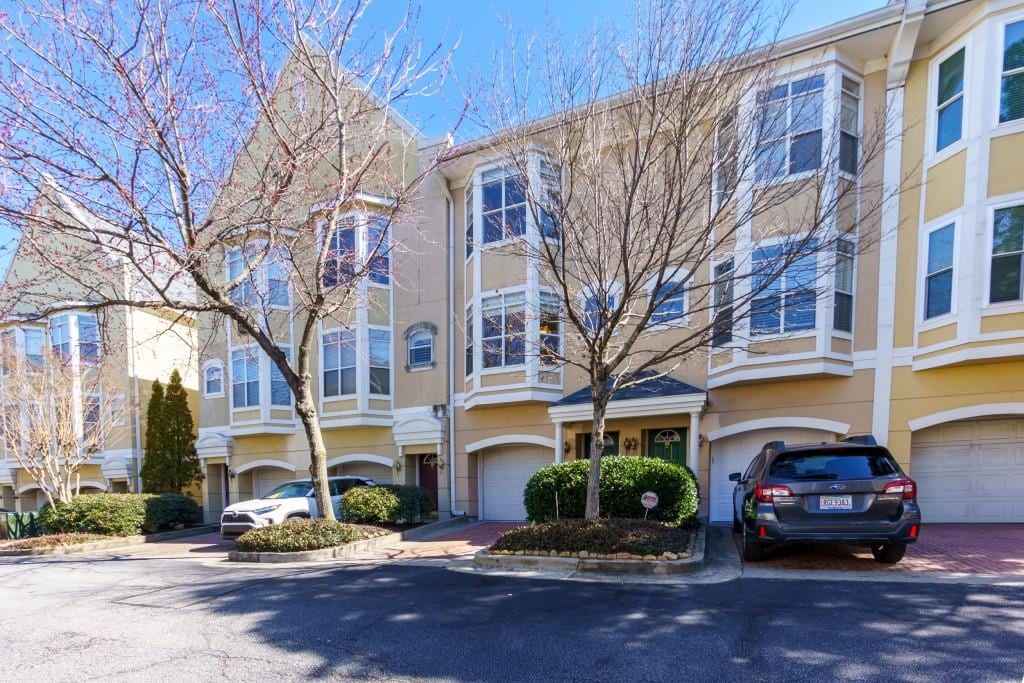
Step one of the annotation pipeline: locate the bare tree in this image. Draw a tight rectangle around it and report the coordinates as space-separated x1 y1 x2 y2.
0 340 127 508
0 1 456 519
470 0 895 518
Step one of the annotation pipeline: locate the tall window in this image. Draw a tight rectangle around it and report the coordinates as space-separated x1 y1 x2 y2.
231 347 260 408
990 205 1024 303
407 330 434 368
650 279 687 325
833 240 855 332
465 306 474 376
322 330 356 397
267 257 290 306
839 77 860 174
1000 20 1024 123
465 183 475 258
82 394 101 447
204 363 224 397
751 241 819 336
226 248 256 306
270 347 291 407
482 292 525 368
366 218 391 286
539 160 562 240
50 316 70 359
714 108 738 201
24 328 43 368
925 224 955 318
712 259 734 346
936 48 965 152
369 329 391 395
0 331 12 376
77 314 100 365
756 74 824 181
481 168 526 243
539 292 561 365
324 218 356 287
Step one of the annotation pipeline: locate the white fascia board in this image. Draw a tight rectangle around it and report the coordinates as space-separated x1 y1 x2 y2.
548 393 707 423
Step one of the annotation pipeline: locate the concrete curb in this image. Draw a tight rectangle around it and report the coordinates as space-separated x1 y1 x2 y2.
473 522 706 576
226 515 475 564
0 525 219 557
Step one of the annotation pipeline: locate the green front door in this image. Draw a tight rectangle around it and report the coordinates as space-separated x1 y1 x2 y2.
647 428 687 466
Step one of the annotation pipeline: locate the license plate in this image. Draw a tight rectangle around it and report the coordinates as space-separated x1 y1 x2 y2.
820 495 853 510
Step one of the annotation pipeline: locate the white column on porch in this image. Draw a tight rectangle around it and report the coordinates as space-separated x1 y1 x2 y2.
554 421 565 463
688 411 700 473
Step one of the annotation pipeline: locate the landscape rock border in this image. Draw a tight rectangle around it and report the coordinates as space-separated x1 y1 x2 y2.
227 515 473 563
0 525 219 557
474 521 706 575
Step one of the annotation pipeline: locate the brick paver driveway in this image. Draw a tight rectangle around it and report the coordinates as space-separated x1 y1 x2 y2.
361 522 524 561
740 524 1024 576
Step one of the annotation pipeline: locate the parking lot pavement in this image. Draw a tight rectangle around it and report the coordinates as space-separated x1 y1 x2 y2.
737 524 1024 577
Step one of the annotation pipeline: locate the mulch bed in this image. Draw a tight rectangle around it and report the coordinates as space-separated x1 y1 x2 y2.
0 533 109 550
489 518 697 561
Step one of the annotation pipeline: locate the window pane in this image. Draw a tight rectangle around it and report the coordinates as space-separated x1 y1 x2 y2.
926 270 953 318
990 255 1022 303
369 330 390 367
370 367 390 395
482 338 502 368
757 99 787 140
323 335 339 371
483 212 503 243
712 305 734 346
784 290 816 331
481 310 502 339
937 49 965 105
834 292 853 332
504 205 526 238
756 141 786 181
790 130 822 173
246 380 259 406
791 74 824 94
936 97 963 151
482 180 502 213
751 295 780 335
790 91 822 134
993 206 1024 254
340 333 356 367
839 132 858 174
505 333 525 366
340 367 357 395
836 252 854 293
1000 72 1024 123
505 175 526 206
841 92 858 133
323 369 339 397
1004 20 1024 71
928 224 955 272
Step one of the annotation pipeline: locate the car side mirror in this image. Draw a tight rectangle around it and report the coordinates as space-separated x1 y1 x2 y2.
728 472 742 482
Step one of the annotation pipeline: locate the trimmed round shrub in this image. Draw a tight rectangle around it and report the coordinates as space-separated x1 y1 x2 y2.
236 518 365 553
40 493 203 536
341 486 400 524
523 455 699 525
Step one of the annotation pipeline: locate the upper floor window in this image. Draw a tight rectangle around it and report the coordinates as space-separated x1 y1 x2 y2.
839 77 860 174
231 347 260 408
24 328 43 368
482 168 526 243
322 329 356 397
936 48 965 152
324 218 356 287
77 314 100 365
465 306 474 376
227 246 288 307
751 241 818 336
649 277 687 326
925 223 955 318
369 329 391 395
833 239 855 332
755 74 824 181
50 316 70 359
407 329 434 368
270 347 292 407
582 285 620 334
324 215 390 287
227 248 256 306
204 362 224 398
465 184 474 258
990 205 1024 303
82 394 101 448
538 160 562 241
1000 20 1024 123
712 258 735 346
366 218 391 286
0 330 13 376
482 291 525 367
539 292 561 365
714 108 738 201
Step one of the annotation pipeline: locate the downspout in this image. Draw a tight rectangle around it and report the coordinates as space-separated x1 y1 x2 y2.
443 178 461 516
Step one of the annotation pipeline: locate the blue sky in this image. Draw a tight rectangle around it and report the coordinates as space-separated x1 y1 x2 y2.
361 0 887 138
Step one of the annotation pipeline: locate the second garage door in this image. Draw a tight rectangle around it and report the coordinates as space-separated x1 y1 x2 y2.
911 418 1024 523
480 445 553 521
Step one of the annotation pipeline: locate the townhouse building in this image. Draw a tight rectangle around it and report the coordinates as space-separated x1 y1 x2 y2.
196 0 1024 526
0 190 199 511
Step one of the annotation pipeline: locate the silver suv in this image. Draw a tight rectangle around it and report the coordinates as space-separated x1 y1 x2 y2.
730 437 922 564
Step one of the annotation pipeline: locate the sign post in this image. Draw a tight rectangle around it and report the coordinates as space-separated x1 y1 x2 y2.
641 491 659 520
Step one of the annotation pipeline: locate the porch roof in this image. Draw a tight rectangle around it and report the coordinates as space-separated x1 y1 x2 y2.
553 374 705 406
549 374 707 423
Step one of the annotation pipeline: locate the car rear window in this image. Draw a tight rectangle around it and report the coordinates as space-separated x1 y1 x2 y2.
768 452 899 481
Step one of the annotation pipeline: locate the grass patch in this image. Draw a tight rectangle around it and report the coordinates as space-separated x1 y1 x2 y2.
0 533 109 550
235 518 391 553
490 518 695 557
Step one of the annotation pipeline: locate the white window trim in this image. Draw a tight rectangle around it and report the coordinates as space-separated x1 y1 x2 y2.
367 324 392 398
645 268 691 330
202 359 225 399
752 71 827 188
994 13 1024 133
830 237 857 339
320 327 357 402
479 287 528 374
469 154 555 252
982 193 1024 312
835 69 864 183
926 37 971 166
748 234 822 341
406 329 434 369
916 217 961 331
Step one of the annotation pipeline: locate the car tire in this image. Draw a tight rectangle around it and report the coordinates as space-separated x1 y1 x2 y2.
741 523 765 562
871 543 906 564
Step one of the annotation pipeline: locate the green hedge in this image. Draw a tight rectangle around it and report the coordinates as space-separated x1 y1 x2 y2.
491 518 694 556
341 485 434 525
523 455 699 525
236 518 365 553
40 493 202 537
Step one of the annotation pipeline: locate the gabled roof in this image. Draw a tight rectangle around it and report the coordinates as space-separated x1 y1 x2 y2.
553 372 705 407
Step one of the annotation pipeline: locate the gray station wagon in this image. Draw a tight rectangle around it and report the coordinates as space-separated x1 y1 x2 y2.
730 437 922 563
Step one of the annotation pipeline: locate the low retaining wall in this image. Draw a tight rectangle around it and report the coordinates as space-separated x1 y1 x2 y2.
227 515 475 564
0 525 219 557
474 523 706 575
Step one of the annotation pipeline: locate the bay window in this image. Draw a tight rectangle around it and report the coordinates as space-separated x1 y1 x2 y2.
24 328 43 368
227 248 256 306
539 160 562 240
324 218 356 287
756 74 824 181
366 218 391 286
77 314 100 365
839 77 860 174
481 168 526 243
990 205 1024 303
50 316 70 359
751 241 819 336
270 347 291 407
231 347 260 408
712 258 734 346
925 224 955 318
482 292 525 368
227 245 289 306
465 184 475 258
369 329 391 395
539 292 561 365
935 48 965 152
322 329 356 397
465 306 474 376
1000 20 1024 124
833 239 855 332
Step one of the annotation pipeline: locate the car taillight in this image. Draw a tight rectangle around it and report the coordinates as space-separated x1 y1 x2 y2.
884 479 917 500
754 484 794 503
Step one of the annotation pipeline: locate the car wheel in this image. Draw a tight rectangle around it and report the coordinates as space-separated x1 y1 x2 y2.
871 543 906 564
741 523 765 562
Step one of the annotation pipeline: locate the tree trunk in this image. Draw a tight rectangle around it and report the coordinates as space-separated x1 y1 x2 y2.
584 383 610 520
295 383 335 521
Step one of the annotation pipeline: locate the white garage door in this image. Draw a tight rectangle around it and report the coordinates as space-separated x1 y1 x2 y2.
709 428 837 523
481 445 553 521
911 418 1024 523
253 469 297 498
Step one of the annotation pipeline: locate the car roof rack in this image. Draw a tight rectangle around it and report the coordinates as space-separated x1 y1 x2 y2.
841 434 878 446
759 434 880 456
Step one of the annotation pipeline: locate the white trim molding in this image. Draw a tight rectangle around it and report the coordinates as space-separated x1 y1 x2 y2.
708 417 851 442
548 393 707 423
464 434 557 453
907 403 1024 432
232 459 298 475
325 453 396 469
